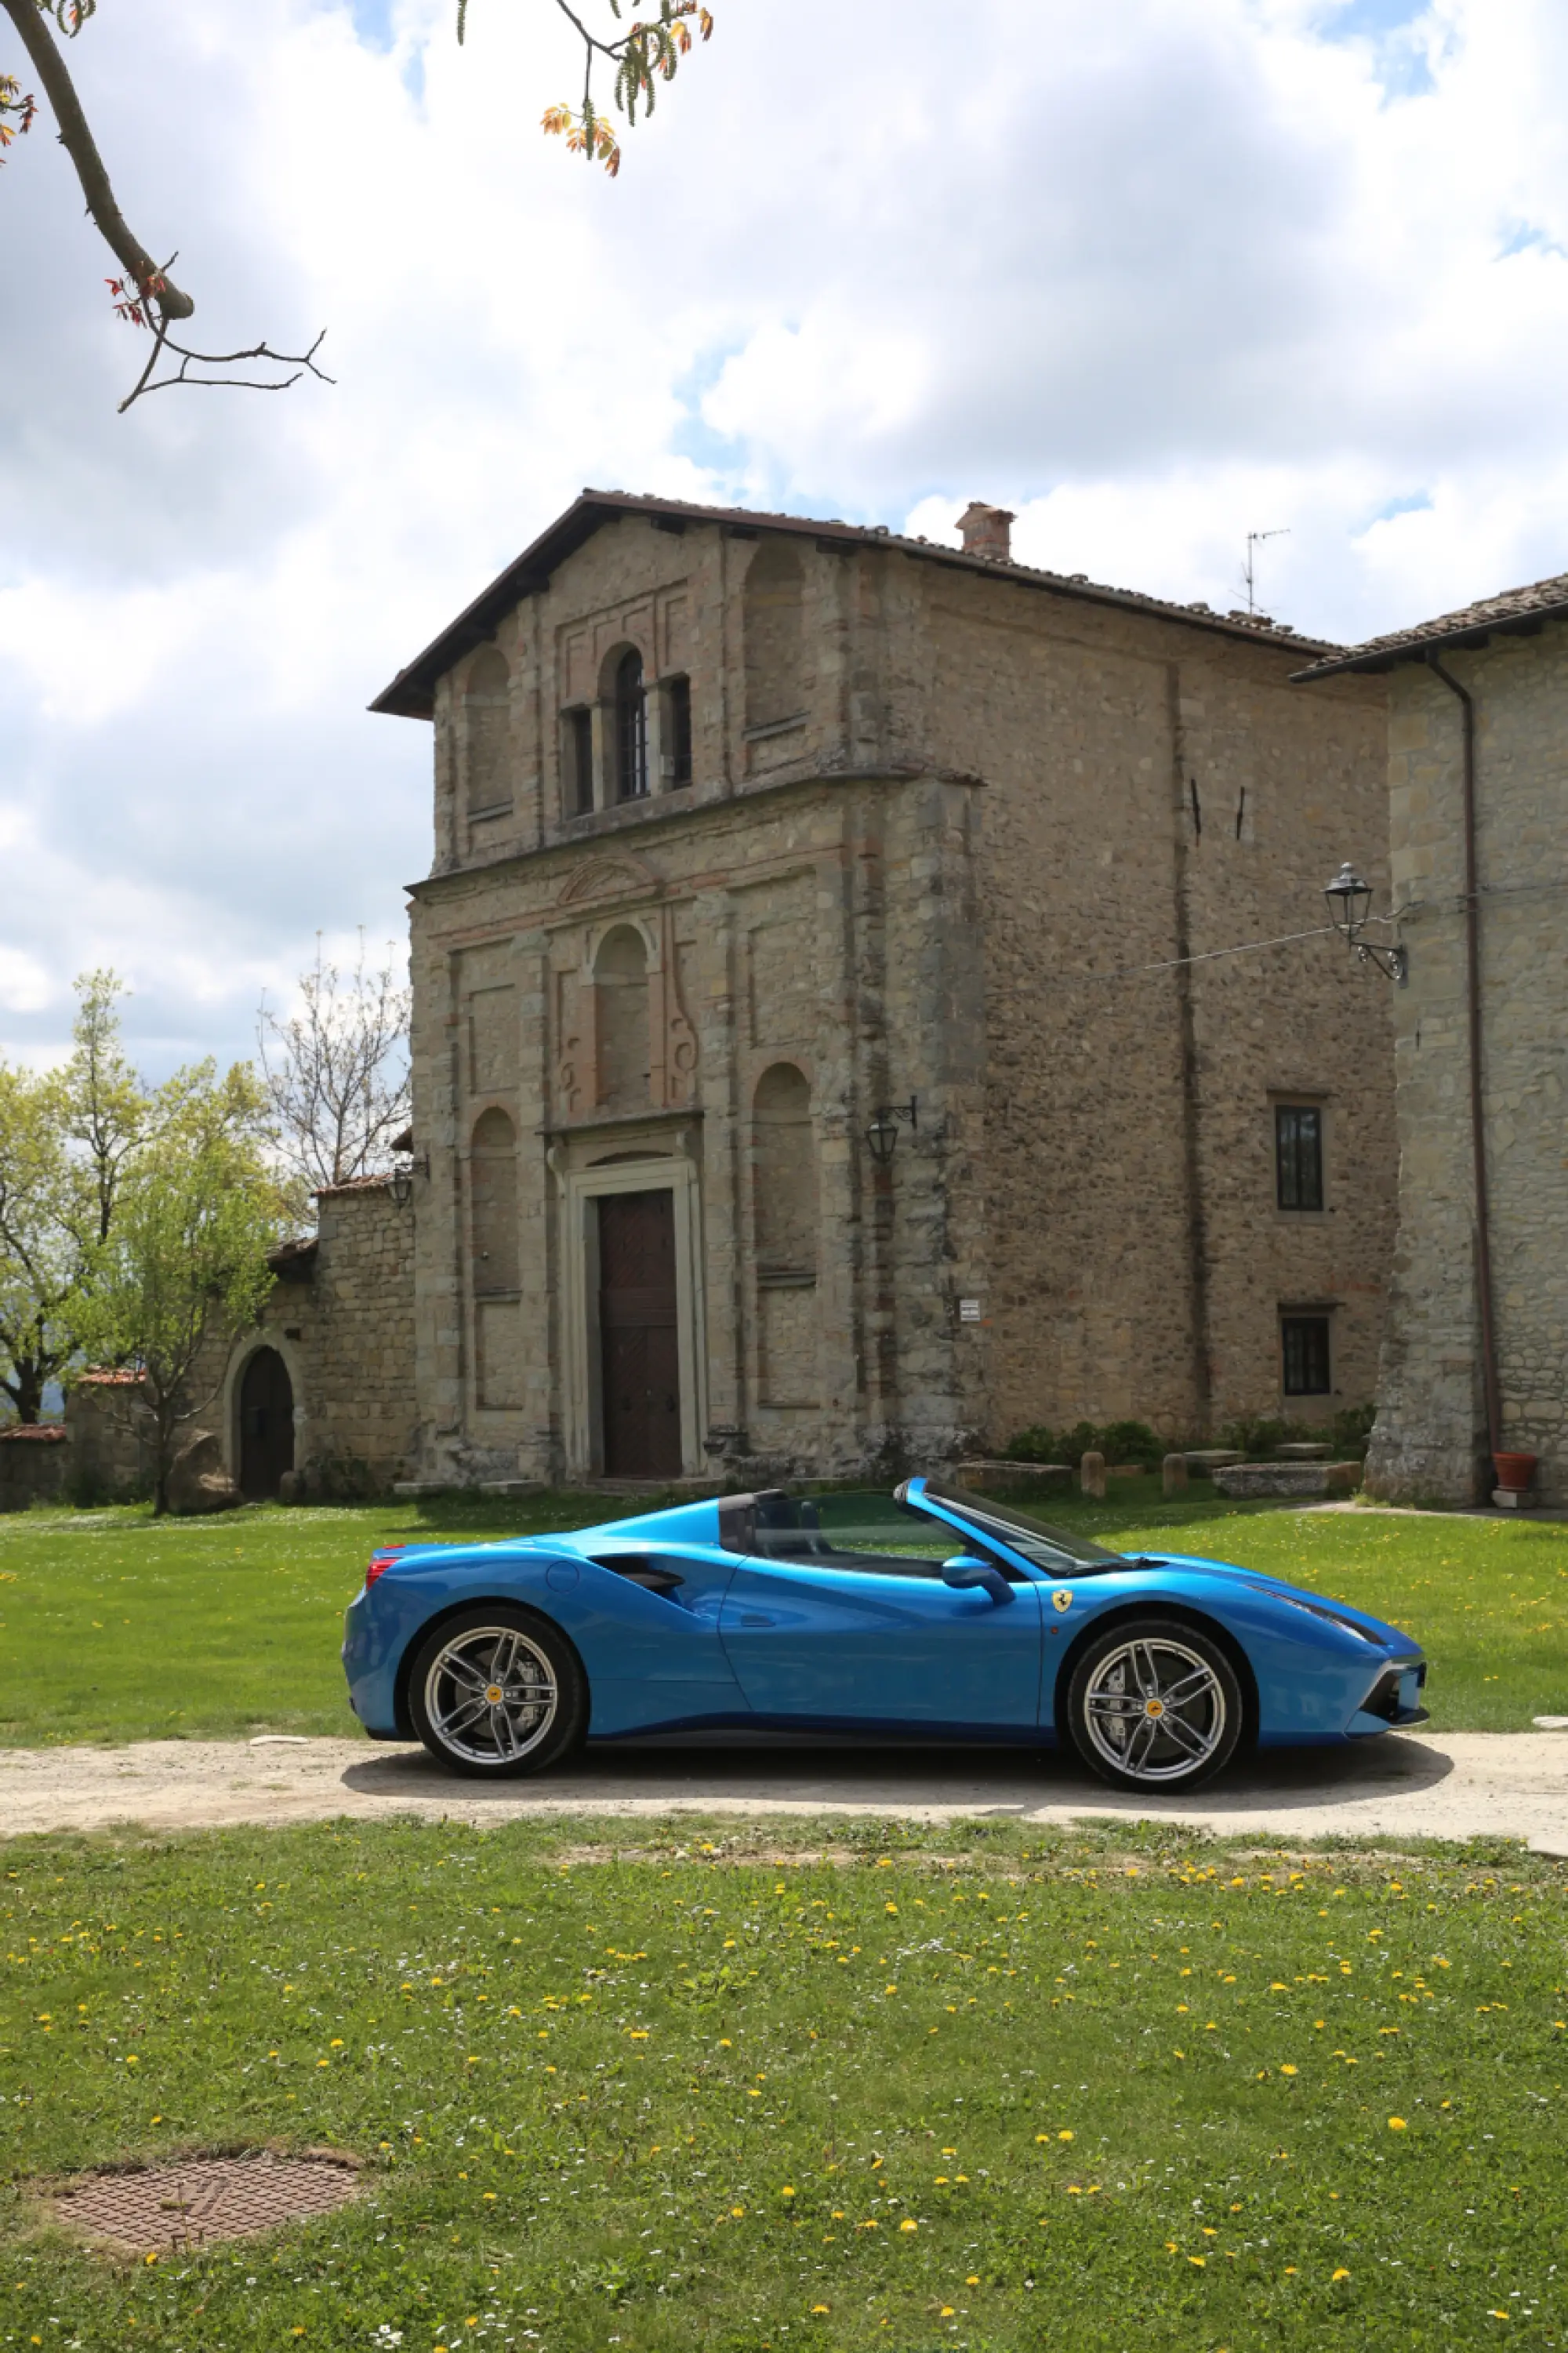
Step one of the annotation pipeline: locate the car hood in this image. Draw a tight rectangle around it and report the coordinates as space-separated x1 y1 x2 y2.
1134 1550 1418 1652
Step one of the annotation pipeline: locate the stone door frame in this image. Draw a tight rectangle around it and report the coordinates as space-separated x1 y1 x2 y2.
555 1151 706 1480
221 1331 308 1487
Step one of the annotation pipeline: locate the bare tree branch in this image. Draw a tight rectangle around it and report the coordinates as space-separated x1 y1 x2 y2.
118 307 332 415
0 0 193 318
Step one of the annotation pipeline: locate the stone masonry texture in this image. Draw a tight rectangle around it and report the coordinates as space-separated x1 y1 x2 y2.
1360 627 1568 1508
379 499 1396 1490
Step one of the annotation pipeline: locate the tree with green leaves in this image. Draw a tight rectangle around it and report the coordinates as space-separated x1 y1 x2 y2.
75 1062 286 1513
1 0 713 411
0 1061 78 1425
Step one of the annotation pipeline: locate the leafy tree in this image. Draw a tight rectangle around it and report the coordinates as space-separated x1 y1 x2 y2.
257 935 412 1200
0 1062 78 1425
0 0 713 409
75 1063 285 1512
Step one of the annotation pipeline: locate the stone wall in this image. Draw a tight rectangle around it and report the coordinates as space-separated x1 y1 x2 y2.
921 567 1395 1443
391 502 1397 1486
1364 626 1568 1507
0 1425 70 1510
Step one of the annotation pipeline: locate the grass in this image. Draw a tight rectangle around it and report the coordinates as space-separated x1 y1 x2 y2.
3 1815 1567 2349
0 1484 1565 1748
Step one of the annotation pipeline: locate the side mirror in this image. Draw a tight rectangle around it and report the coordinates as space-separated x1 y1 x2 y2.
941 1553 1014 1607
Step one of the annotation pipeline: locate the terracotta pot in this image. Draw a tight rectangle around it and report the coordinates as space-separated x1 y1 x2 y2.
1494 1451 1538 1493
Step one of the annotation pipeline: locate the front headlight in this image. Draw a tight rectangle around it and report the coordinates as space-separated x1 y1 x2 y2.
1250 1584 1387 1647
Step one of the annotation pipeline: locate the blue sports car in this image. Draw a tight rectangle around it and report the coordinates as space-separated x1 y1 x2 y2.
341 1479 1428 1792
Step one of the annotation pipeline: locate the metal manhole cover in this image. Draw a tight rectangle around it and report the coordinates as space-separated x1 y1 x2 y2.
53 2151 361 2253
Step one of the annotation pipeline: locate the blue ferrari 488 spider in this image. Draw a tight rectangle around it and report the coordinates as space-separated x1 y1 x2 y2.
342 1478 1428 1792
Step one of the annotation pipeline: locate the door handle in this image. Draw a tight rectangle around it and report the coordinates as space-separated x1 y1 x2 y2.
740 1612 776 1627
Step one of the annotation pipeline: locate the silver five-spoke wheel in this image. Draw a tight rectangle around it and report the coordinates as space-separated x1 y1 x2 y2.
408 1606 586 1777
1067 1618 1243 1791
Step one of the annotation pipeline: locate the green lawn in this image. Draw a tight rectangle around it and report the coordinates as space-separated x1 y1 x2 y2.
3 1817 1566 2350
0 1485 1565 1746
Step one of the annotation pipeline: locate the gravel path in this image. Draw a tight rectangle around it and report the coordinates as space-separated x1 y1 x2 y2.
3 1730 1567 1851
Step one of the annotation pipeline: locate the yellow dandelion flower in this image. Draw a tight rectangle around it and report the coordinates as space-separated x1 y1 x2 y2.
900 2219 918 2232
731 2206 745 2217
781 2186 795 2198
940 2307 955 2318
1280 2064 1298 2076
1333 2267 1351 2282
966 2273 980 2284
1388 2116 1407 2130
1189 2254 1206 2267
811 2305 829 2316
1058 2130 1074 2142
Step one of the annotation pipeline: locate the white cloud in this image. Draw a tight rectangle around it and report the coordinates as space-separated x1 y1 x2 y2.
3 0 1568 1070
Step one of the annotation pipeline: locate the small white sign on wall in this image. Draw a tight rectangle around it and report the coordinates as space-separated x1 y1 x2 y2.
958 1298 982 1324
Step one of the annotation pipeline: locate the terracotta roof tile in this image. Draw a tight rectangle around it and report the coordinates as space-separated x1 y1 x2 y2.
1294 569 1568 679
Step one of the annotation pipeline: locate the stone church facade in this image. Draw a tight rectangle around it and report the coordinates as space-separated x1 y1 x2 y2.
367 490 1396 1491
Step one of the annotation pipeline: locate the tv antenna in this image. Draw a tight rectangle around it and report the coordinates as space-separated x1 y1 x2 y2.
1244 528 1289 615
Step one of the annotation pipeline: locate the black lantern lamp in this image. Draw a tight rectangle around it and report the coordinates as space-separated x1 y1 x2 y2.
389 1152 428 1211
866 1097 918 1167
1323 861 1407 985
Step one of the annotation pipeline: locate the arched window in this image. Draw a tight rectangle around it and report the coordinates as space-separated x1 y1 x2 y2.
463 646 511 817
470 1108 519 1294
595 925 650 1110
753 1062 816 1279
614 649 648 802
744 542 807 734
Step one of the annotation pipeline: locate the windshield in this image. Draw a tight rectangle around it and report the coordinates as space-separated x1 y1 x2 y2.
913 1480 1130 1573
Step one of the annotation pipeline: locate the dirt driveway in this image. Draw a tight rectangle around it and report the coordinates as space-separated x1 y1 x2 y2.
3 1729 1567 1850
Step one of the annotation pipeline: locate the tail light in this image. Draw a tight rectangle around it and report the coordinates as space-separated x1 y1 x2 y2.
365 1548 405 1589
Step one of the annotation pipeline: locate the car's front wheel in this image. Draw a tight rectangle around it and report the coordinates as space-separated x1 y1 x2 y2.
407 1606 586 1777
1065 1617 1243 1791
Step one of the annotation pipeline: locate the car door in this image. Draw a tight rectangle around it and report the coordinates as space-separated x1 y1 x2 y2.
717 1554 1042 1732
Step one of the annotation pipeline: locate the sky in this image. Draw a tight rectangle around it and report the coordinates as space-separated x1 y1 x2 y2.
3 0 1568 1076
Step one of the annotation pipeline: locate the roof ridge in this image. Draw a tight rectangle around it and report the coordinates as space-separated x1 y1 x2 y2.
372 488 1341 717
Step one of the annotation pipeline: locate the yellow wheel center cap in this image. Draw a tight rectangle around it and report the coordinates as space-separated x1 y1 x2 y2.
485 1684 504 1705
1145 1698 1165 1719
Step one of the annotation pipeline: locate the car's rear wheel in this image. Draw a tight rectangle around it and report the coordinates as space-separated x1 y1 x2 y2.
1066 1617 1243 1791
408 1606 586 1777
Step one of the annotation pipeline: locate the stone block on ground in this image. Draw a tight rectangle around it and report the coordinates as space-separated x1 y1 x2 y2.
167 1429 243 1516
1080 1448 1106 1500
954 1459 1071 1496
1163 1452 1189 1498
1211 1459 1362 1500
1183 1450 1244 1475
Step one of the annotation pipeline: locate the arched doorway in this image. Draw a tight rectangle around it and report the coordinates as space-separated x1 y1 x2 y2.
239 1347 296 1499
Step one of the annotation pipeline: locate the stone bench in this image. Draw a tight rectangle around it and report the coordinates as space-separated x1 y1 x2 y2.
1212 1460 1362 1500
953 1459 1073 1494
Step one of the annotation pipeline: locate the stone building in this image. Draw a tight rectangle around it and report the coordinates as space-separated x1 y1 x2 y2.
1298 574 1568 1508
371 489 1397 1488
62 1181 418 1503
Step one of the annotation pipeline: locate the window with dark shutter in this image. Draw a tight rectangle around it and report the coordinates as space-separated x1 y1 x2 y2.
1276 1104 1324 1211
615 650 648 801
1281 1315 1331 1396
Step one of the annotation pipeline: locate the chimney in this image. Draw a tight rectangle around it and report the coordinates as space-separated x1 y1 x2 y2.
957 501 1014 562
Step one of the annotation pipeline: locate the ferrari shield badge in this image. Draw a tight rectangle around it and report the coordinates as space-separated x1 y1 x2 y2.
1052 1588 1073 1614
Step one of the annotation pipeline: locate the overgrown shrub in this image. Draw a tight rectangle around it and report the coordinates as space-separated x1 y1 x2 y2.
1097 1418 1162 1467
1330 1402 1377 1458
1002 1425 1057 1463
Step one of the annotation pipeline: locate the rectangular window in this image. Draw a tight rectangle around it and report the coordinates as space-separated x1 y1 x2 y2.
564 707 593 816
1275 1103 1324 1211
1281 1314 1332 1396
663 675 692 787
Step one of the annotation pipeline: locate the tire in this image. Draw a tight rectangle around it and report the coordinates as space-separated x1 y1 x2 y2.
1065 1615 1243 1792
407 1604 587 1778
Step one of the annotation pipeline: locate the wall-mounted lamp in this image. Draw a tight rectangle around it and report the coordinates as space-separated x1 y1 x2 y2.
1323 861 1408 986
389 1153 428 1211
866 1096 919 1167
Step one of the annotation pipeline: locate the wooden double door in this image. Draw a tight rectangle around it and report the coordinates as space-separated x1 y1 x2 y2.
597 1189 682 1479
